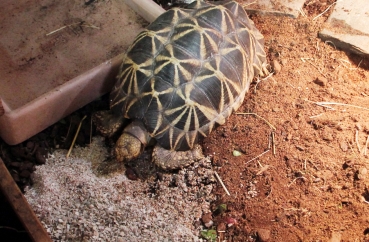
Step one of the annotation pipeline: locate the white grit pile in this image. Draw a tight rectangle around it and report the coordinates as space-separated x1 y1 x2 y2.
25 137 216 241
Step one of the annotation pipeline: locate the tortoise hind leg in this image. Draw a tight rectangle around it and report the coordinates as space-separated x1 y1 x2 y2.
152 144 204 170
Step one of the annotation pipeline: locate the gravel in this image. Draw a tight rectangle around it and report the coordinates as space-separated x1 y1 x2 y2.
25 137 216 241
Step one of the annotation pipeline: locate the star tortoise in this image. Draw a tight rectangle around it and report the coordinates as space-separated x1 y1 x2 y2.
99 0 268 169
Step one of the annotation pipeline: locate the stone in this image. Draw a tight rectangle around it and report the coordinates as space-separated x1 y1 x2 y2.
287 133 292 141
295 145 305 151
319 1 369 58
340 141 348 152
314 76 328 87
243 0 306 18
201 213 213 228
271 60 282 74
217 222 226 232
357 167 368 180
256 228 271 242
35 148 47 164
125 168 138 180
322 129 334 142
316 170 334 180
328 231 342 242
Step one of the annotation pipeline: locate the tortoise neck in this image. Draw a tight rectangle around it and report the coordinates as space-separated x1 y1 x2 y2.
123 120 152 146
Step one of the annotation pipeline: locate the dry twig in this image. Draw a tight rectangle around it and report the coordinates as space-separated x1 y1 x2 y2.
67 115 87 158
312 0 338 21
325 40 337 49
362 135 369 156
236 112 276 130
245 149 270 165
256 165 271 176
242 1 256 7
356 130 362 154
272 132 276 155
214 171 230 196
287 176 307 187
317 102 369 111
346 138 359 158
237 112 276 157
309 113 324 119
254 72 274 93
301 58 327 77
305 99 369 111
298 8 307 17
46 21 100 36
0 226 26 233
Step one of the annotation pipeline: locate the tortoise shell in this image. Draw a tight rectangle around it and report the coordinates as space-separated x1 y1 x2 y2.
110 0 267 151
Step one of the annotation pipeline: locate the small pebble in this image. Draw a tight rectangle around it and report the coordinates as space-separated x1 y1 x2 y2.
295 145 305 151
256 228 271 242
336 124 343 131
26 141 35 151
35 148 47 164
340 141 348 152
344 159 354 167
322 129 334 142
315 170 334 180
351 116 359 122
23 161 34 171
286 133 292 140
328 231 342 242
125 168 138 180
233 150 242 157
224 217 237 227
314 76 328 87
359 167 368 175
217 222 226 232
201 213 213 228
357 167 368 180
271 60 281 74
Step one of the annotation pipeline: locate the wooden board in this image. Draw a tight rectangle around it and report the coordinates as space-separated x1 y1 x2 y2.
0 158 51 242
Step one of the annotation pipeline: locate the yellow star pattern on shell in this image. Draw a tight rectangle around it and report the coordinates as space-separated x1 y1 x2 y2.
110 1 267 151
